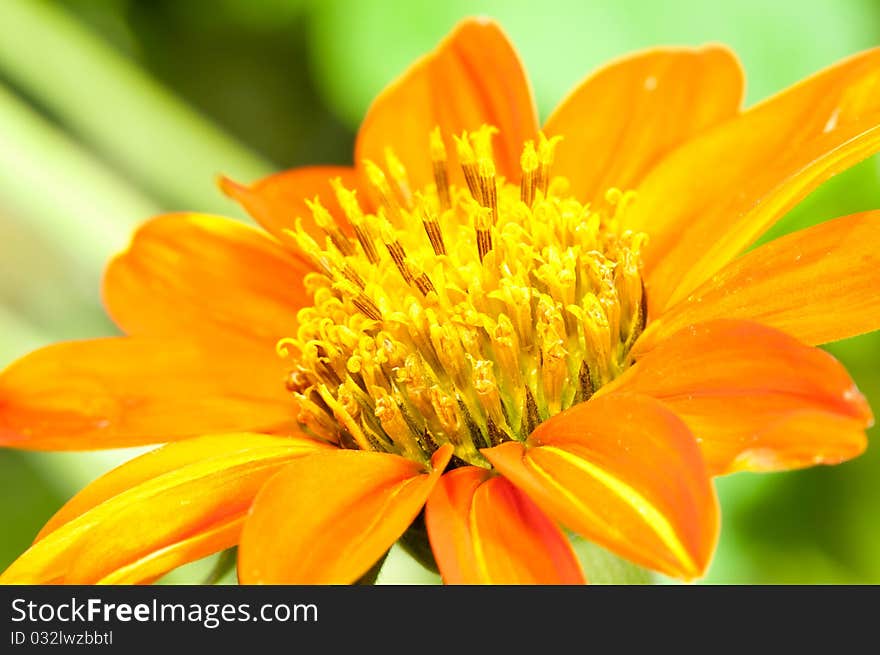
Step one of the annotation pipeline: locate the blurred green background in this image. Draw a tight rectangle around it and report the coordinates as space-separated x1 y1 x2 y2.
1 0 879 584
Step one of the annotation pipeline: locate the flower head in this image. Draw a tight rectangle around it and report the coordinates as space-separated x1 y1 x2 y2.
283 126 645 468
1 18 878 585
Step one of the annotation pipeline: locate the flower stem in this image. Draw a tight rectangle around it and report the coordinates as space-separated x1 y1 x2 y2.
398 512 440 575
356 551 390 585
202 547 238 585
0 0 272 214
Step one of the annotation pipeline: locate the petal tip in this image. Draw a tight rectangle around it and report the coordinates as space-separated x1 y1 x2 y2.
217 174 247 200
845 385 874 426
431 443 455 470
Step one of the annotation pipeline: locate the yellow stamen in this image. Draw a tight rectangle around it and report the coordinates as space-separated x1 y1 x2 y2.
331 178 380 264
379 211 414 283
374 389 426 463
385 147 413 209
278 125 646 469
430 127 451 211
473 203 493 262
537 132 563 197
420 203 447 256
407 261 436 297
307 197 354 256
520 140 538 207
364 159 404 223
454 133 481 207
471 125 499 161
477 156 498 225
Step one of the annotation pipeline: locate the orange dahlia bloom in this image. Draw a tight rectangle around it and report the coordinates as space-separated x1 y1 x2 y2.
1 18 878 585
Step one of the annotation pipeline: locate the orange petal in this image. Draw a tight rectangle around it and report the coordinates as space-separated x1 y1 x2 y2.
544 46 743 202
219 165 361 248
625 47 880 315
0 433 328 584
98 518 243 585
606 320 871 475
355 17 538 199
238 445 452 584
483 394 717 580
425 467 585 584
636 211 880 349
104 213 312 345
0 337 296 450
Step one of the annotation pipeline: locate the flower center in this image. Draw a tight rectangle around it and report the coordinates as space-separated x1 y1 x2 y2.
278 126 647 469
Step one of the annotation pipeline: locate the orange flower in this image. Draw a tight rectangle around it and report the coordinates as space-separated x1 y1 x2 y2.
1 18 877 585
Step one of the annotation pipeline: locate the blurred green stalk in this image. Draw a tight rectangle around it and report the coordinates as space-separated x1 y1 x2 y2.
0 0 272 214
0 305 47 365
0 83 156 286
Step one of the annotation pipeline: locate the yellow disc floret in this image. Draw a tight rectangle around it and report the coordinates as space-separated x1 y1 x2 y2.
279 127 647 468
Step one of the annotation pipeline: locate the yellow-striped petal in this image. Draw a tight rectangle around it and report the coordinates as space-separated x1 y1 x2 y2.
0 434 329 584
636 212 880 350
483 394 717 580
425 467 586 584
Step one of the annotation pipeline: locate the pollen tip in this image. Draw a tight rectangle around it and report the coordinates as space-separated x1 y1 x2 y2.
520 140 538 171
306 196 333 226
363 159 385 183
329 176 347 195
384 147 407 179
454 132 476 163
471 124 498 159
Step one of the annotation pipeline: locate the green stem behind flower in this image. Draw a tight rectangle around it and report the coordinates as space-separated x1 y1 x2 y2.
202 547 239 585
0 0 272 214
0 84 156 287
356 551 390 585
398 513 440 576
